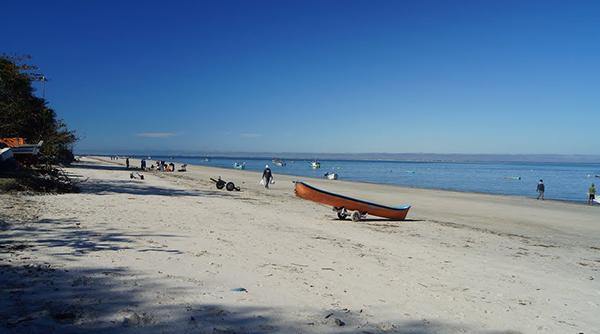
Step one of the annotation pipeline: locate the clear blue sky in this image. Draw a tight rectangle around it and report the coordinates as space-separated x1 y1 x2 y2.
2 0 599 155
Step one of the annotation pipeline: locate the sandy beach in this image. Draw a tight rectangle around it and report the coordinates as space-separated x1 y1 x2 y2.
1 156 598 334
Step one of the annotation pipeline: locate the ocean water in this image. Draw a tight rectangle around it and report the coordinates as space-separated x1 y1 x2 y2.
141 156 600 203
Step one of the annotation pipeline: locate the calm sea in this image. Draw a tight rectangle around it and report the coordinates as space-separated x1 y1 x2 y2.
139 156 600 203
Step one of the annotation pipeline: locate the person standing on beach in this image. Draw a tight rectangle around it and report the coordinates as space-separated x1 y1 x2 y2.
589 183 596 205
262 165 272 189
141 159 146 170
126 157 130 169
537 179 545 200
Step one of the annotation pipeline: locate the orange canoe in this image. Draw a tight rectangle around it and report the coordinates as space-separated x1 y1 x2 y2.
293 181 410 221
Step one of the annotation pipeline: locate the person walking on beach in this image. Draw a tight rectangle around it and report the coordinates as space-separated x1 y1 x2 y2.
537 179 545 200
589 183 596 205
126 157 130 169
262 165 273 189
141 159 146 170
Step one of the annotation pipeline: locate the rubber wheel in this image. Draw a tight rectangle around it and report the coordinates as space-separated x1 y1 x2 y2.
351 211 361 222
226 182 235 191
337 212 347 220
216 180 225 189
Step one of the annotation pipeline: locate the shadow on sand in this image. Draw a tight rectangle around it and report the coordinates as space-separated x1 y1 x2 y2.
0 217 184 257
1 206 514 333
78 178 237 198
0 260 517 334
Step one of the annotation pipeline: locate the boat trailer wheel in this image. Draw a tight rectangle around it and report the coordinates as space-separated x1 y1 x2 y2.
351 211 362 222
216 180 226 189
226 182 235 191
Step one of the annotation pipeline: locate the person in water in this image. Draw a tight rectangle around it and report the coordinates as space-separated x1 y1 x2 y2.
589 183 596 205
262 165 272 189
537 179 545 200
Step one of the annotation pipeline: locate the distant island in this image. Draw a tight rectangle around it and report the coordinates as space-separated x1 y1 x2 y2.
77 151 600 163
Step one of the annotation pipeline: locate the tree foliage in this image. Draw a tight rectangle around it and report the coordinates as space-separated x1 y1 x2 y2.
0 54 77 163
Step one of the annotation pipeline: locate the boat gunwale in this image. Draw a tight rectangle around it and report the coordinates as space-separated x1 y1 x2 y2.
293 181 410 211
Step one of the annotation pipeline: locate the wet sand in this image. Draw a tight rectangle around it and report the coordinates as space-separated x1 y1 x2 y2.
0 156 598 333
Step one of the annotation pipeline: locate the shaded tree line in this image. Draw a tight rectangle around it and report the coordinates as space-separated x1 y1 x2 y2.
0 54 77 163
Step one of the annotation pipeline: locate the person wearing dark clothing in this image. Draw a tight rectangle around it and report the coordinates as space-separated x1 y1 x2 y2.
141 159 146 170
262 165 273 189
126 157 130 169
537 179 545 200
589 183 596 205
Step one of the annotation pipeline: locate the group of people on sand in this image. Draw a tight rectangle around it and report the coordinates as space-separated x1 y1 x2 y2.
147 160 175 172
536 179 596 205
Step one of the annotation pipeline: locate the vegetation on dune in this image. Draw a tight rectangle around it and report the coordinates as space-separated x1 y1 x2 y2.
1 54 80 193
0 54 77 164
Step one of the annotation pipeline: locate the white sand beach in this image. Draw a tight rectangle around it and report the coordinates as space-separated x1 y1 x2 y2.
1 156 598 334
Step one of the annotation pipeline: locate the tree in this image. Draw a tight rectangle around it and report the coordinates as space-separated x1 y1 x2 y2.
0 54 77 163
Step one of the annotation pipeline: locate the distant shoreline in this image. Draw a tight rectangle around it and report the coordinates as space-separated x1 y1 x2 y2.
76 152 600 164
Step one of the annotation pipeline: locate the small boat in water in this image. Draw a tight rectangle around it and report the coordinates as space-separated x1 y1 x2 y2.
203 157 211 162
233 162 245 169
272 159 286 166
311 160 321 169
324 172 338 180
293 181 410 221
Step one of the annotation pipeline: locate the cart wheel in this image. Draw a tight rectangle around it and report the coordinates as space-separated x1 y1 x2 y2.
351 211 361 222
337 212 348 220
226 182 235 191
216 180 225 189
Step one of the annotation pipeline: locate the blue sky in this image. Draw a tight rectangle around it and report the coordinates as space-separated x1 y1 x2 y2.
2 0 599 155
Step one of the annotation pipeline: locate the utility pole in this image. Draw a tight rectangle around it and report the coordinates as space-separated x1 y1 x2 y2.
40 76 51 99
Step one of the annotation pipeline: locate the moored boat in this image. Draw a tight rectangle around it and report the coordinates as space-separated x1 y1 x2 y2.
311 160 320 168
324 172 338 180
293 181 410 221
0 138 43 165
272 159 286 166
0 147 18 171
0 147 14 161
233 162 245 169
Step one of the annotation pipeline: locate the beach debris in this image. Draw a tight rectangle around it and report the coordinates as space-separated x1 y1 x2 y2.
325 313 333 319
50 304 79 322
231 287 247 292
334 318 345 326
321 267 334 271
120 310 154 327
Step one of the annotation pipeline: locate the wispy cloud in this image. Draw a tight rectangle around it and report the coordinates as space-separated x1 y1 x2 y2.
241 133 262 138
137 132 182 138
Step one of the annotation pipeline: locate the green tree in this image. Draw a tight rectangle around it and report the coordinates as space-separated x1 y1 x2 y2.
0 54 77 163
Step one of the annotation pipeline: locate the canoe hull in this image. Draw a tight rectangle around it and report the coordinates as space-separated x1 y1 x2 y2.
294 181 410 221
3 140 43 165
